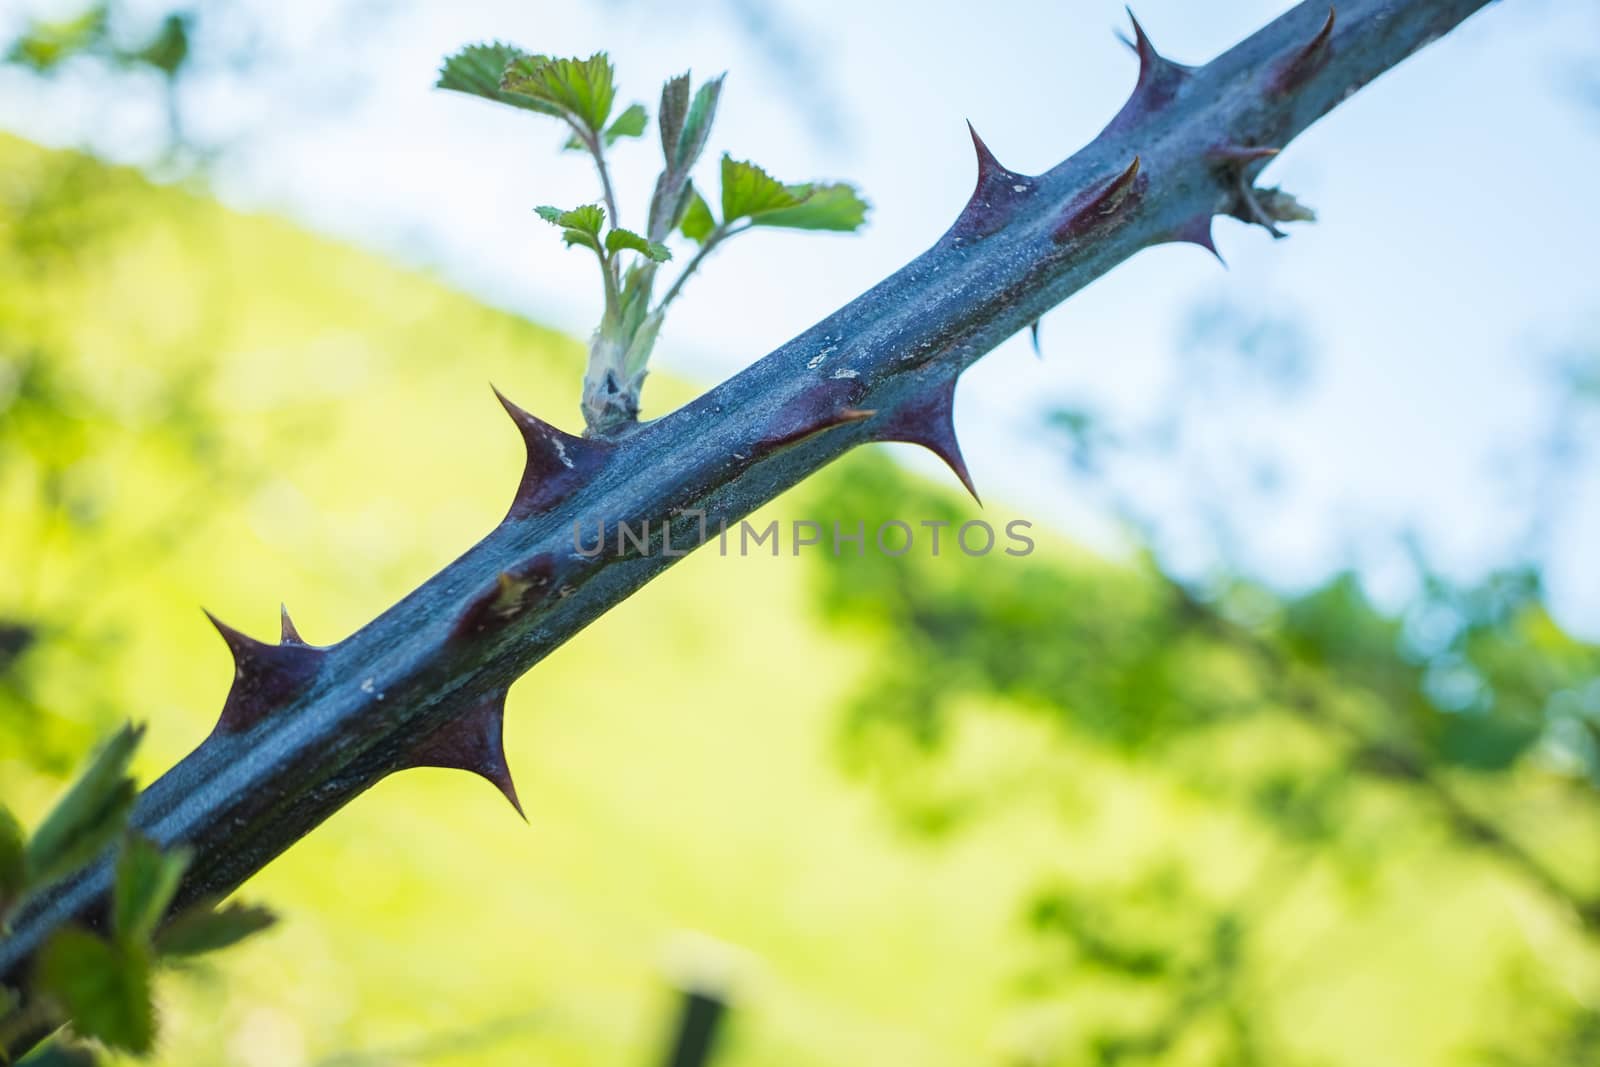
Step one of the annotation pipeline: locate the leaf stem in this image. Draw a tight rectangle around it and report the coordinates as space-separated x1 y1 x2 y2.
654 222 750 314
580 128 622 233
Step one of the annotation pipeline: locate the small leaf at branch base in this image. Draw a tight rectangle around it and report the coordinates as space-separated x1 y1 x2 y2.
679 188 716 244
113 835 191 946
38 930 154 1055
604 103 648 144
605 228 672 262
564 102 648 151
154 901 277 960
25 724 143 892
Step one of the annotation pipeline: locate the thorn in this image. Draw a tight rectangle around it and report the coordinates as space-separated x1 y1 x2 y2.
877 375 981 506
1104 9 1192 131
279 603 305 646
493 385 611 522
756 379 874 451
1029 320 1043 359
1208 144 1282 165
405 690 525 820
1274 6 1336 93
205 609 325 734
1052 156 1144 244
1172 214 1225 266
947 121 1033 240
452 556 557 640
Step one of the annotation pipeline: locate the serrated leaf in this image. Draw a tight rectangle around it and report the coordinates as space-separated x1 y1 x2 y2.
674 76 723 171
605 228 672 262
751 182 869 232
720 156 799 223
535 204 604 236
679 188 716 244
154 901 277 959
114 835 190 946
1 806 25 912
561 230 601 253
436 42 559 116
38 930 153 1055
501 53 616 136
719 157 869 233
25 724 143 892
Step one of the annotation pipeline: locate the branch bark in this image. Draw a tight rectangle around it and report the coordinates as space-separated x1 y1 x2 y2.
0 0 1497 1055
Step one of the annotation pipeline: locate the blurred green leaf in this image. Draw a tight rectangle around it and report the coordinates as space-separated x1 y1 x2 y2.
501 53 615 137
679 188 716 244
25 724 143 891
1 806 25 912
154 900 277 960
113 835 190 946
436 42 556 116
1437 713 1542 772
603 103 648 144
127 13 190 78
604 228 671 262
4 6 108 73
38 929 153 1055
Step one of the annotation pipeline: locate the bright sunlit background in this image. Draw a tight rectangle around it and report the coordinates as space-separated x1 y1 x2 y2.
2 1 1598 1065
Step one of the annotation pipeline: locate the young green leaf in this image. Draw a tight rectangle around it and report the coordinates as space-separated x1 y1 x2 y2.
658 73 691 162
535 204 604 236
679 188 717 244
501 53 616 137
154 900 277 960
750 183 869 232
113 835 191 946
536 204 607 253
563 102 649 151
25 724 143 892
436 42 558 116
603 103 648 144
718 157 869 233
719 156 801 223
605 228 672 262
38 930 154 1055
673 76 723 172
1 806 25 913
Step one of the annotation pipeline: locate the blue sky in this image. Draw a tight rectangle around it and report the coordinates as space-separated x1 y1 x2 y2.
4 0 1597 634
